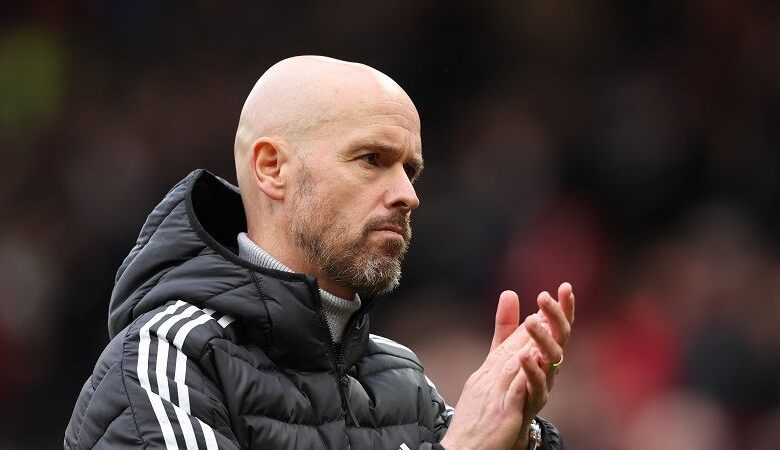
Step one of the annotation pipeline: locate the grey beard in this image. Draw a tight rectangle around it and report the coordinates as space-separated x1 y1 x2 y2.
289 161 409 296
293 221 407 296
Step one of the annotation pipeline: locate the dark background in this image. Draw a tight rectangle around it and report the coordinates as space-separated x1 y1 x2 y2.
1 1 779 449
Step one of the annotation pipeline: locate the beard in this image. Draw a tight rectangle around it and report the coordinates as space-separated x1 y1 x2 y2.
290 167 411 296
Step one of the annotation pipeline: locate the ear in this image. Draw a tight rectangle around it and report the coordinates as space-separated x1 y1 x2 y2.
250 137 287 201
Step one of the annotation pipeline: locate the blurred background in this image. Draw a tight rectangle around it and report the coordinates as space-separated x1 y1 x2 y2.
2 1 780 449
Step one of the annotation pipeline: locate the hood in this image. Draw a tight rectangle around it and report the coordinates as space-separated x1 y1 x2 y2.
108 170 371 371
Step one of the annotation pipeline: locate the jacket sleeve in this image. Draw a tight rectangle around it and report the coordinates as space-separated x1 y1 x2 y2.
536 416 565 449
65 301 240 449
417 375 453 450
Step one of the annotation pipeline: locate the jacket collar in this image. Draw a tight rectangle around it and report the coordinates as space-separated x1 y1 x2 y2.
110 169 373 372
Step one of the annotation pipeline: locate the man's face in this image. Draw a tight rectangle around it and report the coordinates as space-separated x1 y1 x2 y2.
288 91 422 297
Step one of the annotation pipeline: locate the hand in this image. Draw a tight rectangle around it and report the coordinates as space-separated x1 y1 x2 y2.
510 283 576 449
439 284 575 450
439 291 534 450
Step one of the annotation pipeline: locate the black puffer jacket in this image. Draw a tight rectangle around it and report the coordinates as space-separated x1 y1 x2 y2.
64 170 564 449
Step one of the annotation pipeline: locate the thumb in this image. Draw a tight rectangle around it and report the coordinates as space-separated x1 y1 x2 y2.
491 290 520 351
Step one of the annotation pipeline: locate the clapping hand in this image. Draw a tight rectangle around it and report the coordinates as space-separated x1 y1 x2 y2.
440 283 575 450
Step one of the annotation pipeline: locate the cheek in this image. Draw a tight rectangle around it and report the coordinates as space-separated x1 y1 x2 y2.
328 187 374 215
311 175 384 231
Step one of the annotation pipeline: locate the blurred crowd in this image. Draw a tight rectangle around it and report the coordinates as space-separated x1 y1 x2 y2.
1 1 779 449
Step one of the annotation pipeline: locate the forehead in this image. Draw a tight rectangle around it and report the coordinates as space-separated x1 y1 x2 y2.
337 95 422 154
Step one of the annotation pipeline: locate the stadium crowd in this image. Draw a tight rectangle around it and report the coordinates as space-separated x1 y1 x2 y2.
1 1 779 448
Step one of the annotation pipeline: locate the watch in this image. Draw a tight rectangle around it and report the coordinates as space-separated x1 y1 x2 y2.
528 419 542 450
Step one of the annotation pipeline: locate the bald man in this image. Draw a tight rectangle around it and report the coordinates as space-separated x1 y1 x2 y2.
65 56 573 450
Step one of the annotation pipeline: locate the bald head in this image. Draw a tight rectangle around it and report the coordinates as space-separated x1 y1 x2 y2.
233 56 423 297
235 56 417 185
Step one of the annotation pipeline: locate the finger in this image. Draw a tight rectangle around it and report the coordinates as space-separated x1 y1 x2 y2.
522 350 549 414
495 345 525 400
546 368 557 391
525 315 563 367
491 290 520 351
532 343 559 390
485 324 533 369
558 282 575 325
503 353 530 413
537 291 571 347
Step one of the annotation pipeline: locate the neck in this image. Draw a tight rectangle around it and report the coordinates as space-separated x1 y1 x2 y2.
247 230 356 300
312 276 355 301
237 232 361 343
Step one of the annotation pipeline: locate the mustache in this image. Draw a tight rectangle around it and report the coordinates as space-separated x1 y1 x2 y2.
364 213 411 241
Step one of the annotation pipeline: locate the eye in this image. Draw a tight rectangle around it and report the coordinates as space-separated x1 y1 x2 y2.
360 153 379 166
404 164 417 179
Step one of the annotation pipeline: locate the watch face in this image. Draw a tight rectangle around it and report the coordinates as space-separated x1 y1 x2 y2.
529 420 542 449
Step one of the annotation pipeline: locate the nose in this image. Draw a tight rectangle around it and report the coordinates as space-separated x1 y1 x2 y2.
386 166 420 212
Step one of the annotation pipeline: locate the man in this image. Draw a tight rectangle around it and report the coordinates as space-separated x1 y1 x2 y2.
65 56 574 449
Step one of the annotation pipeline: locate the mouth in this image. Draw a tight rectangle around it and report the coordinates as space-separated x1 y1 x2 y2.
374 225 407 240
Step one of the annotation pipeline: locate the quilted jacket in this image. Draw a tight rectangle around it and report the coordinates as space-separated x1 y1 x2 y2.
64 169 564 449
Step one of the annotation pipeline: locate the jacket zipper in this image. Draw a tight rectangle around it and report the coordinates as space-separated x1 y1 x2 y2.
334 316 361 428
311 280 362 428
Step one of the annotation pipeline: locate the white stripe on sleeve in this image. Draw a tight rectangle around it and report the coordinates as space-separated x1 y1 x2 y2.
172 403 199 450
198 417 219 450
172 313 214 415
138 302 184 450
174 348 191 413
138 301 233 449
155 306 199 401
370 334 415 354
154 306 203 450
217 314 235 328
